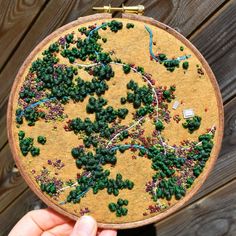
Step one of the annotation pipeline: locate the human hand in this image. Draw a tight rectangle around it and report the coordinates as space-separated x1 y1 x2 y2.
9 208 117 236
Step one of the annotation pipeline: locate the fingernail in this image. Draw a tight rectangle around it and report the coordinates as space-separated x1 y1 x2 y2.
71 215 97 236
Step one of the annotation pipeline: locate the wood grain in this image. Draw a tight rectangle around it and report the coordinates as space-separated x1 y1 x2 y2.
0 98 7 150
0 144 27 213
123 0 228 36
191 0 236 103
0 0 47 70
0 188 46 236
155 179 236 235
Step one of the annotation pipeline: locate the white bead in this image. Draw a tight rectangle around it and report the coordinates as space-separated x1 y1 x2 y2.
183 109 194 119
172 101 180 110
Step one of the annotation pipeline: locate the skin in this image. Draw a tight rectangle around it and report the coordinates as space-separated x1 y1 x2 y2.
9 208 117 236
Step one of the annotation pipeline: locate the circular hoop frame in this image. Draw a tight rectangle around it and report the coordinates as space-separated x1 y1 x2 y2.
7 13 224 229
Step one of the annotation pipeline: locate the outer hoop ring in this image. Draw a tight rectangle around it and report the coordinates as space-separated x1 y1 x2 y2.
7 13 224 229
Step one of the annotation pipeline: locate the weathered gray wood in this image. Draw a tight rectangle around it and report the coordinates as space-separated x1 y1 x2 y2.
0 0 46 70
155 179 236 236
0 144 27 213
0 189 46 236
123 0 227 36
191 0 236 103
0 98 7 151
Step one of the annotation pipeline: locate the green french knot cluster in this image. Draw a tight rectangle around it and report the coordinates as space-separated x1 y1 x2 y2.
86 97 128 120
182 61 189 70
118 130 129 142
62 20 123 62
118 145 130 153
69 116 112 139
40 182 57 195
126 23 134 29
93 64 114 81
108 198 129 217
190 134 214 177
67 147 134 203
156 53 180 72
120 97 127 104
18 131 40 156
68 96 128 142
182 115 202 133
107 20 123 32
122 64 131 74
37 136 47 145
126 80 154 116
154 177 186 201
82 136 98 148
16 107 45 126
155 120 165 131
18 87 36 102
162 85 176 102
61 32 101 62
157 54 189 72
16 21 125 126
72 77 109 100
146 133 214 201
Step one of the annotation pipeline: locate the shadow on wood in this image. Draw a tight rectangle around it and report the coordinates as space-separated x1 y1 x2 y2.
118 223 156 236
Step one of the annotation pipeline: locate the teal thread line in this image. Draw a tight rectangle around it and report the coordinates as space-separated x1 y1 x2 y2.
144 25 191 62
88 23 108 67
88 23 107 40
18 97 56 118
145 25 160 61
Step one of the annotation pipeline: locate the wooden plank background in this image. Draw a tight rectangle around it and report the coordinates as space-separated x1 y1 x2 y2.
0 0 235 235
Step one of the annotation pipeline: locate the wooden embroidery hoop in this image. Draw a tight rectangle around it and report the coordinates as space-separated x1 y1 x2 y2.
7 13 224 229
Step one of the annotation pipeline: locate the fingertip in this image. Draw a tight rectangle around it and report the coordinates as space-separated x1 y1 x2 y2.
71 215 97 236
98 229 117 236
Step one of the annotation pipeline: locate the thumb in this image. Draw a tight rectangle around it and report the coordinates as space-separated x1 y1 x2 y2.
70 215 97 236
